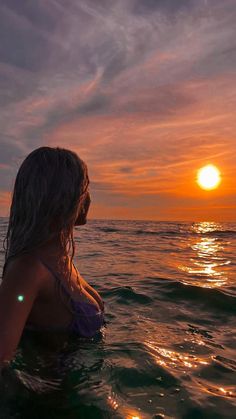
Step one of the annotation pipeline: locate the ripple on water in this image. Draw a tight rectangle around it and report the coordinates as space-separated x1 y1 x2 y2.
102 286 153 304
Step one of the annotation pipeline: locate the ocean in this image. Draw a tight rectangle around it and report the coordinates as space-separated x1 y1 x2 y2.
0 218 235 419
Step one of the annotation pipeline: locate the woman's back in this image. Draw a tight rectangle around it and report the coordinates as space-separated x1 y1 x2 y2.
5 253 105 336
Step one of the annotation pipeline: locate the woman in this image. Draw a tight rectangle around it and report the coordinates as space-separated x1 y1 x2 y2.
0 146 105 370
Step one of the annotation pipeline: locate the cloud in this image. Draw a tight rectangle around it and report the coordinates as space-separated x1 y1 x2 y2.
0 4 50 72
1 0 59 33
132 0 197 16
0 140 24 166
0 0 236 219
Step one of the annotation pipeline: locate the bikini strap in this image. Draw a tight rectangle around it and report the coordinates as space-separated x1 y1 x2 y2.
36 256 72 299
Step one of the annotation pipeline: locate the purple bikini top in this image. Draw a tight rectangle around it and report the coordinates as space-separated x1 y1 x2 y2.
28 257 105 338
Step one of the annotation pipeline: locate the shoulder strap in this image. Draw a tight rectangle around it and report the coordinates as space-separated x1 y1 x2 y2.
36 256 72 298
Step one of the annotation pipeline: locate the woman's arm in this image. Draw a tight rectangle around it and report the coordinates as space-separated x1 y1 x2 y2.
0 256 43 365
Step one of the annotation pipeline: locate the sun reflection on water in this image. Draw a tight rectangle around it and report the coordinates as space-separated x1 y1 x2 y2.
144 339 209 372
178 221 230 288
107 392 144 419
190 221 224 234
192 378 236 399
143 339 236 403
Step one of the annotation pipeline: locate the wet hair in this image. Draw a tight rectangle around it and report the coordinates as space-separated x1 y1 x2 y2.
2 146 90 314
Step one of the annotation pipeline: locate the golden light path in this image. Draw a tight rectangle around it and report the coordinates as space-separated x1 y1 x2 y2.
196 164 221 190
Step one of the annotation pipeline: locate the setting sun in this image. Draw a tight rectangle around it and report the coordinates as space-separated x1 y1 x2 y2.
197 164 221 191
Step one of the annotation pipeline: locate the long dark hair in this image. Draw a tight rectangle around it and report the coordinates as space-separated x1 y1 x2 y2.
2 146 89 313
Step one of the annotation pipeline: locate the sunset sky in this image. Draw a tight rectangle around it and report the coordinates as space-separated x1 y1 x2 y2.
0 0 235 221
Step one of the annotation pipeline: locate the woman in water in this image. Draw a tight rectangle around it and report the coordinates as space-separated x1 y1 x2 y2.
0 147 105 372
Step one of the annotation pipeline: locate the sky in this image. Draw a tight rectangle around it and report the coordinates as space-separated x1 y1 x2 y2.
0 0 236 222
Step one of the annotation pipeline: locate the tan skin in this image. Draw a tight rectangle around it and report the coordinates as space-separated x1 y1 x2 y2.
0 188 104 369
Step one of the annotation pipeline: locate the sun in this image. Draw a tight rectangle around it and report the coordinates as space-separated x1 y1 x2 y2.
197 164 221 190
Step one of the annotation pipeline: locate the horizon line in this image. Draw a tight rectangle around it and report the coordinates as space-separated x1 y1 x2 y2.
0 216 235 224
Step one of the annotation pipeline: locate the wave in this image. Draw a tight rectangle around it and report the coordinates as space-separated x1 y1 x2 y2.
135 229 180 236
201 230 236 236
135 229 236 237
157 280 236 314
97 227 122 233
102 286 153 304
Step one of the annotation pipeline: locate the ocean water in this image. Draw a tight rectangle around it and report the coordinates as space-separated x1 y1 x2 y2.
0 218 236 419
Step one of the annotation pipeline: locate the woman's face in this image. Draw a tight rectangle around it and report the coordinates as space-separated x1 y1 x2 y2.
74 187 91 226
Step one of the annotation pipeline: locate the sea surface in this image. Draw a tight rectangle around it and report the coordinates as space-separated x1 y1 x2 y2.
0 218 236 419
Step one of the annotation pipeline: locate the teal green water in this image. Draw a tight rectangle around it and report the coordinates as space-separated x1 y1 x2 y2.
0 219 236 418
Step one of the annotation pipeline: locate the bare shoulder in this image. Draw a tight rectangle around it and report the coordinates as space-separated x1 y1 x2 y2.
2 253 48 294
